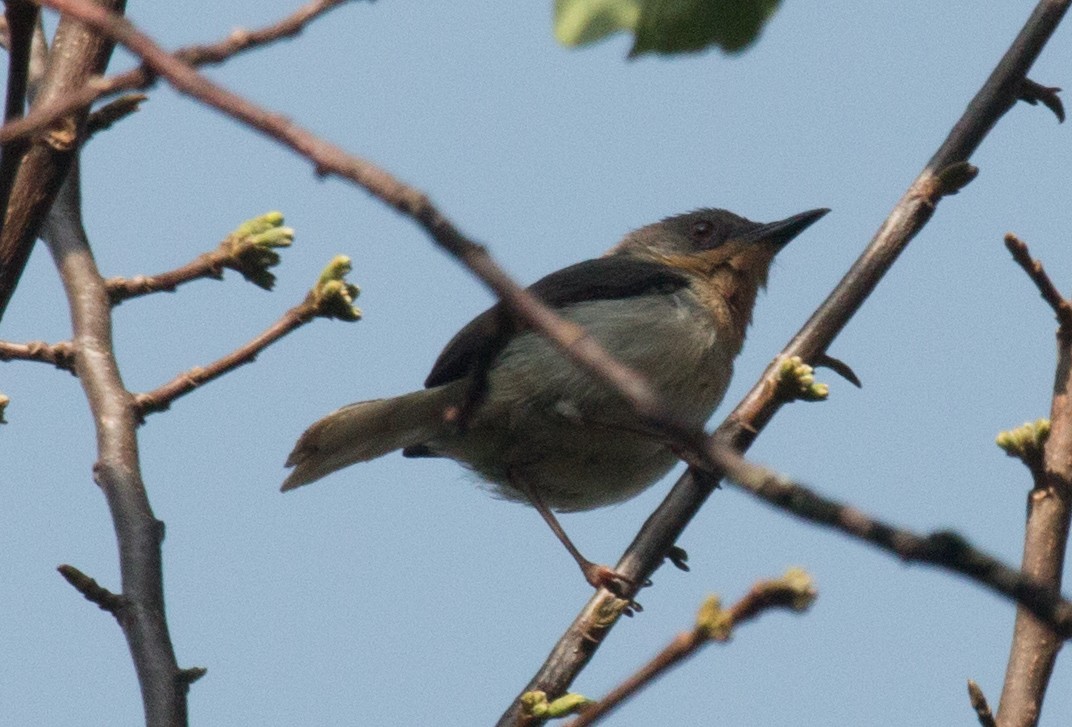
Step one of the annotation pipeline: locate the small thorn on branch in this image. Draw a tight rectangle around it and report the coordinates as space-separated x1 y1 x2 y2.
967 680 997 727
1004 233 1072 332
1018 79 1065 123
814 352 862 388
57 564 124 614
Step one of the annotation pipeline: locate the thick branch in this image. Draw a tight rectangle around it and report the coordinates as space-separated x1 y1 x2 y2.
498 2 1071 722
997 236 1072 727
0 0 126 322
43 164 186 726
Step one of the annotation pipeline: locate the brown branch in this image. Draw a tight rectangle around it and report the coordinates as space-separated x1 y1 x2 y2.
498 2 1072 722
135 254 358 417
1004 233 1072 333
712 445 1072 634
969 680 999 727
0 0 127 323
996 238 1072 727
0 0 355 146
564 570 816 727
57 563 124 613
106 212 295 303
84 92 146 137
0 338 75 370
43 162 187 725
136 302 315 417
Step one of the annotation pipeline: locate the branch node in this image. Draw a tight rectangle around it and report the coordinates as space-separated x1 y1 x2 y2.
57 564 124 613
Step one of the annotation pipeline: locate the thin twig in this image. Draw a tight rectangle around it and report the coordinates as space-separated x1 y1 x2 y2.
84 92 146 137
135 301 316 417
57 564 124 613
499 2 1071 722
969 680 998 727
713 445 1072 634
107 249 232 303
0 338 76 370
565 571 816 727
0 0 355 146
1004 233 1072 332
997 235 1072 726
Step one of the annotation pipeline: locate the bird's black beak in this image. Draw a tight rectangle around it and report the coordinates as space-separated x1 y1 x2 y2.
740 208 829 247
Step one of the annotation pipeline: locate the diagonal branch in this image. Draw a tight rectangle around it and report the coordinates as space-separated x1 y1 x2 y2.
1003 232 1072 332
135 256 360 417
0 0 356 146
564 570 816 727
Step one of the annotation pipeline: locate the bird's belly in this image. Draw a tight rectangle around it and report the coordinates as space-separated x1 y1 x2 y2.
427 292 734 511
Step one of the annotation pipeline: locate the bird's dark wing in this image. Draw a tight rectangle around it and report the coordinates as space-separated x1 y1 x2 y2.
423 256 690 387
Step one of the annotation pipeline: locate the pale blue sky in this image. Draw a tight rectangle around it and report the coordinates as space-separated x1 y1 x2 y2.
5 2 1072 725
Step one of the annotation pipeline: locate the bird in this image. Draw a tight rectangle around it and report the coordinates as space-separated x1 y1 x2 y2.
283 206 828 592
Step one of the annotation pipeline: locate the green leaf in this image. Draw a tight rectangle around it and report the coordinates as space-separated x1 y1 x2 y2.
631 0 783 56
555 0 641 47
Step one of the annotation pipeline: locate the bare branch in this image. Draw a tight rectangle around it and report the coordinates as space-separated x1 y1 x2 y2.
135 255 360 417
43 161 187 725
0 338 75 370
712 445 1072 635
84 92 146 137
57 564 124 613
997 237 1072 725
0 0 356 146
1004 233 1072 332
563 570 816 727
969 680 998 727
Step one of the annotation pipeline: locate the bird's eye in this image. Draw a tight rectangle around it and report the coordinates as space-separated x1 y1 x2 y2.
690 219 715 242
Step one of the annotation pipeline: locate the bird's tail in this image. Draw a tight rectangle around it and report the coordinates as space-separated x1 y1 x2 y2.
282 386 455 491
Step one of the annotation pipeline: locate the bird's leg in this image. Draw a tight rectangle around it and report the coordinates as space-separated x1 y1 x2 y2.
510 471 634 597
